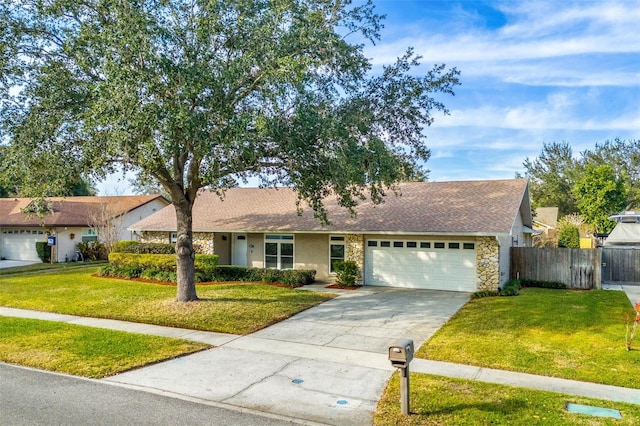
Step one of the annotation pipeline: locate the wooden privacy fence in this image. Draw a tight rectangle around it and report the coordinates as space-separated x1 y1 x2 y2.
602 248 640 284
510 247 601 289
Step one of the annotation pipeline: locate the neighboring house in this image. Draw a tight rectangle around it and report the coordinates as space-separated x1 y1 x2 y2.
533 207 558 234
0 195 169 262
130 179 533 292
532 207 559 247
604 211 640 248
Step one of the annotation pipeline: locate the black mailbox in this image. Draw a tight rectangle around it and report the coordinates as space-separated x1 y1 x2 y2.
388 338 414 368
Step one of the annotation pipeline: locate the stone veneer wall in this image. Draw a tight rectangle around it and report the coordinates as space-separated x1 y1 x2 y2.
139 231 215 254
140 231 167 244
476 236 500 291
345 234 364 284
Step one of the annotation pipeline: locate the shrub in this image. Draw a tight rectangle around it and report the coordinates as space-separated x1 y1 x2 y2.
112 240 175 254
35 242 51 263
333 260 360 287
471 290 500 299
558 223 580 248
76 240 108 261
140 269 177 283
499 279 521 297
107 253 218 275
99 264 143 279
520 279 566 289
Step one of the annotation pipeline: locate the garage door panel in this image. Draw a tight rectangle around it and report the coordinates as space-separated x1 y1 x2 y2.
365 242 476 292
1 230 43 261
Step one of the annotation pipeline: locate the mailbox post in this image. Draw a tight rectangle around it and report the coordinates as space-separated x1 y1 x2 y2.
388 338 414 415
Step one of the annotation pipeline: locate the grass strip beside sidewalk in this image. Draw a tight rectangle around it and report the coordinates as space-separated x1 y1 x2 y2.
0 268 334 335
375 373 640 425
417 288 640 388
0 316 209 378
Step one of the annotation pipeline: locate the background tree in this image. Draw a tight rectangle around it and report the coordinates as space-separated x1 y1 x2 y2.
1 0 460 302
572 164 628 233
88 202 125 255
522 142 579 217
581 138 640 209
557 221 580 248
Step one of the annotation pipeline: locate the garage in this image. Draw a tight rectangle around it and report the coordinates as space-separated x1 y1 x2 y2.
1 229 45 261
364 239 477 292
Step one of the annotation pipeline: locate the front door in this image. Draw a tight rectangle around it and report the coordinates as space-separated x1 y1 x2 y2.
232 233 248 266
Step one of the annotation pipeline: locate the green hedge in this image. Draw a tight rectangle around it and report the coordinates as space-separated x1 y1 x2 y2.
210 266 316 288
101 254 314 288
107 252 218 273
112 240 175 254
35 242 51 263
471 278 567 299
520 279 567 289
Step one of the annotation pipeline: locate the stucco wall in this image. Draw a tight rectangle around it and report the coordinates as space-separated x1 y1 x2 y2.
120 199 168 241
48 227 83 263
246 233 264 268
295 233 329 279
215 233 231 265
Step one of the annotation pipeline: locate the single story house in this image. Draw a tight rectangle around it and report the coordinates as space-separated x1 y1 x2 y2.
130 179 533 292
604 211 640 248
0 195 169 262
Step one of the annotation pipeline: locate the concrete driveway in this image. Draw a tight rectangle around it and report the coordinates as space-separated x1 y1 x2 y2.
106 287 469 425
0 260 40 269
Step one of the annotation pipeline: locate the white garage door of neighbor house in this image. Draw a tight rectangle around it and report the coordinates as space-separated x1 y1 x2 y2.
1 229 44 261
364 239 477 292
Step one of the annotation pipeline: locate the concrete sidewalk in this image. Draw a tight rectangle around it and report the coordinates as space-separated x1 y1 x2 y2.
3 285 640 425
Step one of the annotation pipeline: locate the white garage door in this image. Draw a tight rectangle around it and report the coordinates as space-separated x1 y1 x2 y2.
1 229 45 261
364 239 477 292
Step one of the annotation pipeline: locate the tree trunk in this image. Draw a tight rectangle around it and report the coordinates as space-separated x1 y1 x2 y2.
173 199 198 302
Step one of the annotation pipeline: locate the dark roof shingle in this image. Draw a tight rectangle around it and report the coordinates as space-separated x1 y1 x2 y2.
131 179 530 235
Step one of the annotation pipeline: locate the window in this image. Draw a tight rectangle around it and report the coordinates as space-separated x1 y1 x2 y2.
393 241 404 248
420 242 431 249
367 240 378 247
406 241 417 248
81 229 98 242
329 236 345 273
434 242 445 249
463 243 475 250
265 235 294 269
170 232 177 243
380 241 391 247
448 243 460 249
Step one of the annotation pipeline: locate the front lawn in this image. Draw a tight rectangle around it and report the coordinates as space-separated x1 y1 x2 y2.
0 316 209 378
375 372 640 425
418 288 640 388
0 268 334 334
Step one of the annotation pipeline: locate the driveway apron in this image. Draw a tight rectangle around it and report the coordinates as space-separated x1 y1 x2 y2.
105 287 469 425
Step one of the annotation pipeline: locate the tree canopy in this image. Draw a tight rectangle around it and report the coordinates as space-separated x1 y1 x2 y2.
522 141 578 217
573 163 627 234
523 139 638 234
0 0 460 301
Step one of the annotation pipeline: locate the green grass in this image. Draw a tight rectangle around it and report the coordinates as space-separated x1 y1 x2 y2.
417 288 640 388
0 268 334 334
375 372 640 425
0 316 209 378
0 261 105 276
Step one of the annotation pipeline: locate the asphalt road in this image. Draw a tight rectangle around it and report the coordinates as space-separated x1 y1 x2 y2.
0 363 305 426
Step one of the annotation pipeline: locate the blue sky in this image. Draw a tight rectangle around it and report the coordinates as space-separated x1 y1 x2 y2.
365 0 640 182
97 0 640 194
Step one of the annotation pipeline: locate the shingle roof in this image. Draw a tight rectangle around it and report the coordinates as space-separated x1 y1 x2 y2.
131 179 530 235
0 195 167 227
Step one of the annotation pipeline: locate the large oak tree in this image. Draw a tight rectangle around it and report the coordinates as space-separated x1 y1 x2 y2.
0 0 460 301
